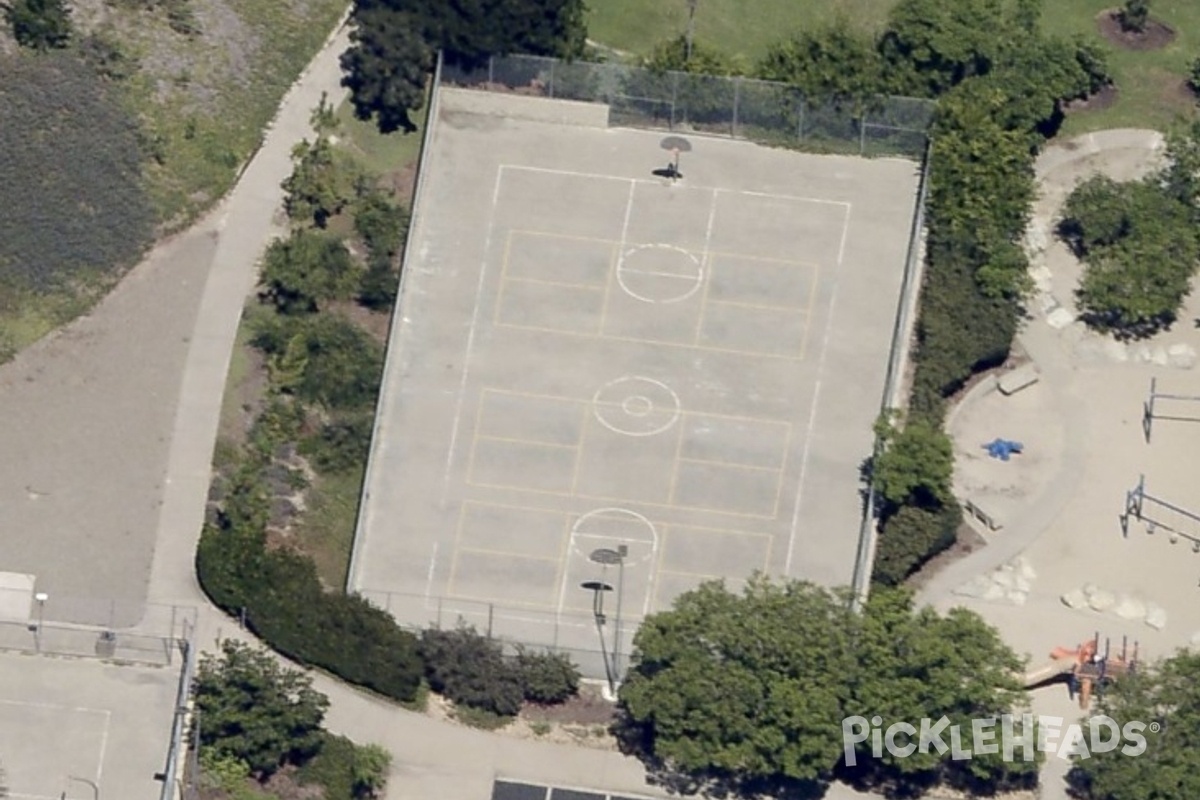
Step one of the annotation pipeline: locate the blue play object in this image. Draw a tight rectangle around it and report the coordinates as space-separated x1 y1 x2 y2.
983 438 1024 461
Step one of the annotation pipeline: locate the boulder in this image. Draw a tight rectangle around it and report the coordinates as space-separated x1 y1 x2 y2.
1151 346 1169 366
982 583 1007 602
1047 307 1075 329
1017 559 1037 581
1088 589 1117 612
1168 344 1197 370
1145 604 1168 631
954 576 992 599
1008 590 1029 606
1114 595 1146 621
1062 589 1087 609
993 570 1016 589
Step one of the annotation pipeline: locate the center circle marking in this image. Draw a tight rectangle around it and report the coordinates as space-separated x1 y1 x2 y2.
570 507 658 566
592 376 682 437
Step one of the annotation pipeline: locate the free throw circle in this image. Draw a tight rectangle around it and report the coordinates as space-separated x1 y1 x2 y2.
617 244 703 304
570 507 658 566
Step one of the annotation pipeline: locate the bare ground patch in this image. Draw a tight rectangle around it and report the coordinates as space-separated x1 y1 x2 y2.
1097 10 1177 51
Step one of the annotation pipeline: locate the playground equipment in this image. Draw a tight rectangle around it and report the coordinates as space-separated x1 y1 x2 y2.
983 438 1023 461
1142 376 1200 443
1021 633 1138 709
1122 474 1200 548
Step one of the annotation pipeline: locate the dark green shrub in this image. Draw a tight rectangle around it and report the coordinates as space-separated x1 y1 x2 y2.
1118 0 1150 33
1190 58 1200 95
260 230 359 315
300 413 375 473
516 648 580 704
5 0 71 50
420 626 524 716
251 313 384 411
872 503 960 586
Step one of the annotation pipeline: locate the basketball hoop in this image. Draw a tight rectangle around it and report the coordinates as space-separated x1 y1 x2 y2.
658 136 690 182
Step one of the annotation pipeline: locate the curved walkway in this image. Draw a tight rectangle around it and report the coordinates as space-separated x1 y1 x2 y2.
916 129 1164 609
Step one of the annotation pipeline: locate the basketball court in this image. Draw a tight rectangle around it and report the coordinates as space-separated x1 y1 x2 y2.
350 89 921 672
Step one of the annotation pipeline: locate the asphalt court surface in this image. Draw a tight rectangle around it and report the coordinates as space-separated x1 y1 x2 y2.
352 89 920 661
0 651 177 800
493 779 656 800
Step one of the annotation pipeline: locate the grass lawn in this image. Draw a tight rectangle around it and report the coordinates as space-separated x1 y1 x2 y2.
586 0 1198 135
1043 0 1200 135
296 466 365 589
335 100 429 179
586 0 894 61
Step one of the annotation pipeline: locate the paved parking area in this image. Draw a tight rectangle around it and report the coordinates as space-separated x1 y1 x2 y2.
0 651 178 800
352 88 920 667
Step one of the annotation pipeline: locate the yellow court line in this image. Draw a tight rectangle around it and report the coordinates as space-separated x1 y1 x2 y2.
464 479 779 520
665 418 688 506
660 521 773 542
770 423 795 521
595 241 619 337
676 455 784 474
502 275 608 292
707 250 819 268
509 228 617 245
456 546 563 564
461 498 575 520
444 503 472 597
475 434 580 450
569 405 590 494
495 319 807 361
480 385 795 427
491 231 517 327
704 297 810 314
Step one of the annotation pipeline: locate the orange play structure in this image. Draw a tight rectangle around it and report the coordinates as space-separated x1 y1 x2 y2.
1020 633 1139 708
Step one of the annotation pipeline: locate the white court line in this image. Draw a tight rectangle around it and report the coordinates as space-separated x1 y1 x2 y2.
423 541 440 606
0 699 109 714
441 167 505 509
95 709 110 786
717 187 851 210
784 201 853 576
503 164 848 207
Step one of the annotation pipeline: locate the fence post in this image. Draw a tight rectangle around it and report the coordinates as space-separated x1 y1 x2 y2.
168 605 177 666
548 60 555 98
670 72 680 129
732 78 741 137
488 55 494 86
859 114 868 155
487 603 495 638
797 97 805 141
437 595 444 629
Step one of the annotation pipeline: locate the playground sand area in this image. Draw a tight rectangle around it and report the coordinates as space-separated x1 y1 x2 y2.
924 130 1200 727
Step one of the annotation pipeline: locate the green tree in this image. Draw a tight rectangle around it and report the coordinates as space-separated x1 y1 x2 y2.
847 590 1038 791
193 640 330 778
1070 650 1200 800
1162 120 1200 207
283 136 354 228
871 412 954 510
1190 57 1200 95
341 5 431 134
617 578 856 785
1060 175 1199 336
1118 0 1150 34
251 313 384 410
3 0 71 50
619 580 1032 792
757 18 885 102
259 229 359 314
878 0 1014 96
354 189 409 309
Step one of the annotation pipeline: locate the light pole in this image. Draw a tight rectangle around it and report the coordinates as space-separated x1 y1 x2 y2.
34 592 48 653
589 546 628 698
685 0 699 62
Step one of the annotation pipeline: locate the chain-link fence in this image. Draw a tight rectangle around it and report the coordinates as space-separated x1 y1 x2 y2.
441 54 933 159
0 596 196 666
359 589 628 682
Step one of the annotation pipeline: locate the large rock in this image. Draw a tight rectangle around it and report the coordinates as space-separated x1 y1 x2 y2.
1048 307 1075 329
1168 344 1197 369
1145 604 1168 630
954 576 992 599
1062 589 1087 609
1088 589 1117 612
982 583 1007 602
1008 590 1029 606
1114 595 1146 621
994 569 1016 589
1017 559 1037 581
1151 346 1170 366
